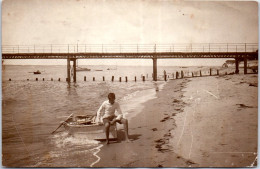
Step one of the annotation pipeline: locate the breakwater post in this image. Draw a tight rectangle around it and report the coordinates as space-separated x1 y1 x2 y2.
36 78 38 81
125 76 128 82
164 75 167 81
103 76 105 81
93 77 95 81
59 78 61 81
210 68 212 76
200 70 202 77
112 76 114 82
135 76 137 82
143 76 145 81
84 76 86 81
217 70 219 75
9 78 11 81
51 78 53 81
119 77 122 82
43 78 45 81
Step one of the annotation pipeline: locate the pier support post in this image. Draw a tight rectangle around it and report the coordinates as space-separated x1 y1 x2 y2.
153 57 157 81
73 59 76 82
135 76 137 82
244 56 247 74
67 59 71 83
235 58 239 74
210 68 212 76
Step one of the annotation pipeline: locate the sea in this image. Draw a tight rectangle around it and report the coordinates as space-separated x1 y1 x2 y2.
2 64 224 167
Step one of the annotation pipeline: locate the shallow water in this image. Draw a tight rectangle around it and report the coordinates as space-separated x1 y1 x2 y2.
2 65 224 167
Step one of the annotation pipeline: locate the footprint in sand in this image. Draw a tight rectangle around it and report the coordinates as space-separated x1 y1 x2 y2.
236 104 254 108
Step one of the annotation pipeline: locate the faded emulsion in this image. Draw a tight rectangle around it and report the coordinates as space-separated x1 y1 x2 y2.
1 0 258 168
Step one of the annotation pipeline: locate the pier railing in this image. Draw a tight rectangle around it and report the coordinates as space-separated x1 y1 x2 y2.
2 43 258 54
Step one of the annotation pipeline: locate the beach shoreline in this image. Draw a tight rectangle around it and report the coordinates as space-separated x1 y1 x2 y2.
95 73 258 167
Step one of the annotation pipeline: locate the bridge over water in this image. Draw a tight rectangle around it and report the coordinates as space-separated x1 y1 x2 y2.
2 43 258 82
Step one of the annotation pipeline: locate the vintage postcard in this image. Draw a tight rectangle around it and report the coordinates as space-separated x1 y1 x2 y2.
2 0 258 167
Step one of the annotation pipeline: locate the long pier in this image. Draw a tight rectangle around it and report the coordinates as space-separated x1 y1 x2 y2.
2 43 258 82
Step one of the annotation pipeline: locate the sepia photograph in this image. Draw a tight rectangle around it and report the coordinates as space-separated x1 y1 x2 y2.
2 0 258 167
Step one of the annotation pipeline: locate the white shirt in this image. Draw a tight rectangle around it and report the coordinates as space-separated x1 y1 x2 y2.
96 100 123 123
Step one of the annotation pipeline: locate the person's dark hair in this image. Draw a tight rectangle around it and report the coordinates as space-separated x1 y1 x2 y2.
108 93 115 99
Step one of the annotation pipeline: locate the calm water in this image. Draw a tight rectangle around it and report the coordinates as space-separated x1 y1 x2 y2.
2 65 224 167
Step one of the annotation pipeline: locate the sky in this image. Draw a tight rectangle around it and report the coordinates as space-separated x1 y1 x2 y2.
2 0 259 66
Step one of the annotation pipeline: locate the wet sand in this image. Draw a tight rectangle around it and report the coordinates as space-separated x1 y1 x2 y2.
95 73 258 167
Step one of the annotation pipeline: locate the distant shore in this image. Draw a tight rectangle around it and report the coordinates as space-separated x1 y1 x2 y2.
95 73 258 167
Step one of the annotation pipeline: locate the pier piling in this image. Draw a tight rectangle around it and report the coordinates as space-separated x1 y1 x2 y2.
93 77 95 81
135 76 137 82
164 75 167 81
153 57 157 81
51 78 53 81
84 76 86 81
244 57 247 74
112 76 114 82
36 78 38 81
43 78 45 81
125 76 128 82
73 59 76 82
181 71 184 78
103 76 105 81
235 58 239 74
210 68 212 76
67 59 70 83
119 77 122 82
143 76 145 81
217 70 219 75
27 79 29 81
9 78 11 81
200 70 202 77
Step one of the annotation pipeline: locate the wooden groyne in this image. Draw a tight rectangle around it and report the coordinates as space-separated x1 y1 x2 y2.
7 67 256 82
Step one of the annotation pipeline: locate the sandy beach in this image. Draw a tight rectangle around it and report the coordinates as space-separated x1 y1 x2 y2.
95 73 258 167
